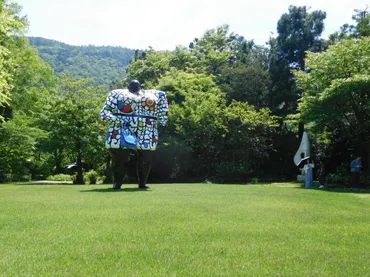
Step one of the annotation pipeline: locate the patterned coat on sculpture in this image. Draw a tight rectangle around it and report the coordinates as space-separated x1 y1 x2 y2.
100 89 169 150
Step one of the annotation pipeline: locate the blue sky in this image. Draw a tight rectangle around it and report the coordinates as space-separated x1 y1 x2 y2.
16 0 369 50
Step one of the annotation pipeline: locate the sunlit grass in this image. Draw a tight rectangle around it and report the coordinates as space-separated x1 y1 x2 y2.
0 183 369 276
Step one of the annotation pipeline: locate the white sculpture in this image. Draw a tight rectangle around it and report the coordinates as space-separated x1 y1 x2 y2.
294 131 311 166
294 131 311 181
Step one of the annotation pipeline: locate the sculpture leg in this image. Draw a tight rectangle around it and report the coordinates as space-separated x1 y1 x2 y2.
137 150 152 189
109 149 131 189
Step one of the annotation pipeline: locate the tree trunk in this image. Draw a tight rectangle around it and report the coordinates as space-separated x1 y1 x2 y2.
298 122 304 141
54 149 62 174
74 140 84 184
366 141 370 173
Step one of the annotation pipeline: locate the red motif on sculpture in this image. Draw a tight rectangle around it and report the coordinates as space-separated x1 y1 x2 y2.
111 129 118 139
121 105 132 113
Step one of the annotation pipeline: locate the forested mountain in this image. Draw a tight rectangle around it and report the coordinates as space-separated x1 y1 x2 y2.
28 37 136 87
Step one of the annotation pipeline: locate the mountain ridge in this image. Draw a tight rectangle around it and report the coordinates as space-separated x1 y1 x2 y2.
28 36 136 87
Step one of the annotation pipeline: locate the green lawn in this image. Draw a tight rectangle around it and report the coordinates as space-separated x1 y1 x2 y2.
0 182 369 277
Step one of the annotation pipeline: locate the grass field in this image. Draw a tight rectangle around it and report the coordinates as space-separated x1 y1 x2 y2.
0 182 369 277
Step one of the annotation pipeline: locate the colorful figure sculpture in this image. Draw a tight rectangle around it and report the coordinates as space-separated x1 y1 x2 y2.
100 80 169 189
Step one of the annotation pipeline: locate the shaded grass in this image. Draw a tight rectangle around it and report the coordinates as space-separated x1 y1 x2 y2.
0 183 369 276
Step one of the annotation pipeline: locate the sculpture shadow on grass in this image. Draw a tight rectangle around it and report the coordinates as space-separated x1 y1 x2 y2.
80 187 151 193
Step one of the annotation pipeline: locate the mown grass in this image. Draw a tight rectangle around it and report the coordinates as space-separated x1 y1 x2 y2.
0 182 369 276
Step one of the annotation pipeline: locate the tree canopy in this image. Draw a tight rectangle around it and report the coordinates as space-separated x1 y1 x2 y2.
295 38 370 169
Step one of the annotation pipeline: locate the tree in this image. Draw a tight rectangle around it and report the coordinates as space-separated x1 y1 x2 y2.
125 48 172 88
295 38 370 171
4 36 57 180
45 75 106 184
269 6 327 116
189 24 239 79
276 6 327 70
158 69 278 181
220 41 272 108
0 0 28 121
0 2 58 181
328 7 370 45
353 7 370 37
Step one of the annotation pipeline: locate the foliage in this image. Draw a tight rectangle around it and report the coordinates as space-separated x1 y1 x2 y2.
84 170 99 184
189 24 237 77
295 39 370 132
42 75 106 184
353 8 370 37
126 48 172 88
0 3 56 181
0 1 28 122
221 63 271 107
46 174 73 181
277 6 327 70
295 38 370 170
328 8 370 44
0 113 47 181
28 37 135 87
268 5 327 116
151 137 193 182
158 70 278 180
126 25 243 87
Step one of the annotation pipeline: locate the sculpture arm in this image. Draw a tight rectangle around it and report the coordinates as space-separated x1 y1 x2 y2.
100 91 118 123
157 91 169 126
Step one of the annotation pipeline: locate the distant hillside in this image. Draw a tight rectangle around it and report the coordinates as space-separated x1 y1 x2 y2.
28 37 136 87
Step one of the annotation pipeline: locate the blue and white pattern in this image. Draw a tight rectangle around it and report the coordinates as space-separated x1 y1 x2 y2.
100 89 169 150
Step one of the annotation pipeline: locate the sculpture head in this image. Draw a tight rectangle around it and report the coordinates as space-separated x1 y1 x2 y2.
128 80 141 93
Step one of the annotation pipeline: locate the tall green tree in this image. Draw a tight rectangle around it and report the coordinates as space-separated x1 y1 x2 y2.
295 38 370 170
269 5 327 116
4 36 57 180
0 1 57 181
220 40 272 108
158 69 278 180
189 24 241 80
0 0 27 121
276 6 327 70
45 75 106 183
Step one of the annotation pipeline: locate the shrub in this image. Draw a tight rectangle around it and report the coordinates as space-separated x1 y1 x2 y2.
326 173 348 185
360 172 370 187
250 178 258 184
46 174 73 182
85 170 99 184
98 175 106 184
325 163 351 187
1 174 32 182
215 161 250 182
